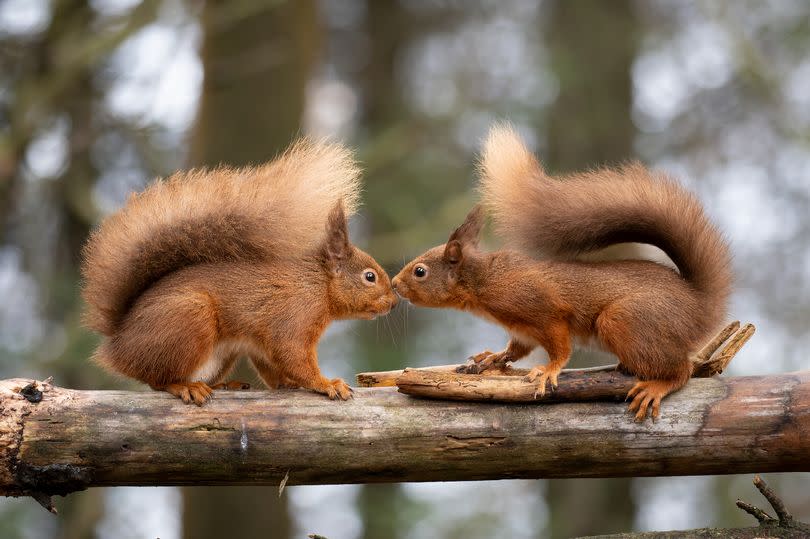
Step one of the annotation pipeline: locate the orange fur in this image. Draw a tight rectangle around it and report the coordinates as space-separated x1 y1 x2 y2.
394 125 733 421
82 139 396 404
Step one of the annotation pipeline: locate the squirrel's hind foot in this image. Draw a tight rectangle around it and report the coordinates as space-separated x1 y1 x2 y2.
157 381 214 406
525 365 561 398
626 379 682 422
322 378 353 400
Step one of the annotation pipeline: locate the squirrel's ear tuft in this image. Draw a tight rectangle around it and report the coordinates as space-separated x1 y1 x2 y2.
444 206 484 264
447 205 484 248
324 202 351 266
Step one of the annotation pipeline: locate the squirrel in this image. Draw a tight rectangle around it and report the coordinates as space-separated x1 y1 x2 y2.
81 138 397 405
392 125 732 421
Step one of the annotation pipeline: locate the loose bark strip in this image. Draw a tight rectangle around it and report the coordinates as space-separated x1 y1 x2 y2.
356 364 469 387
1 371 808 504
356 363 618 387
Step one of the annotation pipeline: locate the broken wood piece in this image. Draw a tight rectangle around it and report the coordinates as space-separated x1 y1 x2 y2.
395 369 635 403
356 363 622 387
394 321 756 402
359 321 754 391
356 364 467 387
692 322 756 377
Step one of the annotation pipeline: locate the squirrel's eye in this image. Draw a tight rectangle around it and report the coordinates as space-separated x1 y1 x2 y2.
361 268 378 287
413 265 428 280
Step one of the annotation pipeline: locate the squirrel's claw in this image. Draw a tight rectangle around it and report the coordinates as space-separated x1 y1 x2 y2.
161 381 214 406
626 381 672 422
324 378 353 400
525 365 560 398
468 350 494 363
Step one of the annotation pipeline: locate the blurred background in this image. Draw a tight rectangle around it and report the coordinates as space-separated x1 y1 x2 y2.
0 0 809 537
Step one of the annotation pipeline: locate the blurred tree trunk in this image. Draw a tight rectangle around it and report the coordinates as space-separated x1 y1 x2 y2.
543 1 640 537
545 0 638 172
188 0 318 166
183 1 318 538
353 2 422 538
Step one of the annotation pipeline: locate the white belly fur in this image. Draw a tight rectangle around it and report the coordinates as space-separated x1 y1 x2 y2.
189 337 263 383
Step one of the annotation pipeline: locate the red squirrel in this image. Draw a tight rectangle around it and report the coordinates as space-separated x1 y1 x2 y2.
82 139 397 405
392 125 732 421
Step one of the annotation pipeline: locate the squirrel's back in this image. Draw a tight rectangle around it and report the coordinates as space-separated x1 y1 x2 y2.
478 124 732 327
82 139 361 336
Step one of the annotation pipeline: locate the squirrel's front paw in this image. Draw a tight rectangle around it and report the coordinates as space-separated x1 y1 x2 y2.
524 365 560 398
324 378 353 400
462 349 509 374
162 381 214 406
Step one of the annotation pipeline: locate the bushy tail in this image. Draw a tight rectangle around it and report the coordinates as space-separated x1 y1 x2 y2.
478 124 732 322
82 138 361 335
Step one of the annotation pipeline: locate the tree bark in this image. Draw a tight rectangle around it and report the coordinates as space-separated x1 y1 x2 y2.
1 371 808 501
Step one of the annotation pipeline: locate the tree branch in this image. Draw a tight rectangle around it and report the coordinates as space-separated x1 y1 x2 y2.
1 370 809 511
358 321 755 403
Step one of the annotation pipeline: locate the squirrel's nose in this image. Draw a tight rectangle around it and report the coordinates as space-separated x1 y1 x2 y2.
392 276 400 290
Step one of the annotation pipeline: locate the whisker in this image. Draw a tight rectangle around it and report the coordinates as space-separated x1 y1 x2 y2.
384 310 397 347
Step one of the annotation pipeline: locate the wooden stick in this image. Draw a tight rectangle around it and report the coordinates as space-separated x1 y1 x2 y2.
356 364 465 387
396 369 635 403
357 321 755 398
753 474 793 524
692 322 756 377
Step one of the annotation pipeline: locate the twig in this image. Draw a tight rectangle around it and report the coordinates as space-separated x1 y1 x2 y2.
278 470 289 497
693 321 740 363
753 474 793 524
733 474 809 534
734 500 774 523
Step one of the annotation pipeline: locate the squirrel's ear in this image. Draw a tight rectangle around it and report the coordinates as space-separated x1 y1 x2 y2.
444 205 484 263
444 239 463 264
324 202 351 267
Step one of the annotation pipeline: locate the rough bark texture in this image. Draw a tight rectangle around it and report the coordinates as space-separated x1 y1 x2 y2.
1 372 808 500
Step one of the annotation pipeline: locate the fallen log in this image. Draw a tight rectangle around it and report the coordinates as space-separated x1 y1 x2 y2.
1 368 808 512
